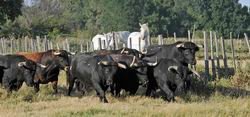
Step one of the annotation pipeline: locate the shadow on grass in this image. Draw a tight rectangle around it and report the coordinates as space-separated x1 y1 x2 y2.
180 77 250 102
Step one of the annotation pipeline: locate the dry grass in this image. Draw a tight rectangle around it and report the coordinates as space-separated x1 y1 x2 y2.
0 70 249 117
0 91 249 117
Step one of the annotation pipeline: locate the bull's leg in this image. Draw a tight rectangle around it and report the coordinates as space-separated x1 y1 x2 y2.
67 77 76 96
185 80 191 91
93 83 108 103
115 83 122 97
52 80 58 94
175 80 184 95
34 83 40 92
110 83 115 96
160 83 174 102
146 83 153 96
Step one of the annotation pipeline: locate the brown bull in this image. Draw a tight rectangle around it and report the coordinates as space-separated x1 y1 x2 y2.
17 49 70 93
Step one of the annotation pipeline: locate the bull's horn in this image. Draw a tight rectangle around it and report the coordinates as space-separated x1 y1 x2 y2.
70 52 76 55
120 48 125 54
118 63 127 69
176 43 185 48
129 56 136 67
132 63 139 67
146 57 158 66
189 68 201 79
18 62 26 67
123 51 129 54
64 66 69 71
168 66 178 72
98 61 109 65
53 51 61 55
37 63 47 68
197 44 204 48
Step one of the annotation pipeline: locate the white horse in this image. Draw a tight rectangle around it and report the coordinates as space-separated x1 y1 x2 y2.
92 34 112 50
127 23 150 52
92 31 130 50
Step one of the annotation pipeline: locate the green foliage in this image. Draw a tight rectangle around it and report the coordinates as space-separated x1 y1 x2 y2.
0 0 23 25
0 0 250 38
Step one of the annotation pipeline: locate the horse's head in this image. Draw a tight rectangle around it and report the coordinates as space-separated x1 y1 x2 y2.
139 23 149 41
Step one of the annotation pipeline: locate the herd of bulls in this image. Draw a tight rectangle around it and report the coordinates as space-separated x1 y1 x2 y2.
0 41 201 103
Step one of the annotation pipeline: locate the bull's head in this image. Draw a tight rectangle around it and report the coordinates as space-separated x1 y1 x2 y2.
52 50 70 70
17 61 37 87
176 42 201 65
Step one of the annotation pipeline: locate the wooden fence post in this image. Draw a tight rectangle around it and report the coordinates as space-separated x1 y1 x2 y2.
158 35 163 45
192 25 196 42
230 32 236 70
204 31 209 82
188 30 191 42
98 38 102 50
24 37 28 52
30 39 34 52
221 36 228 77
10 39 13 54
139 37 141 52
80 42 83 53
244 33 250 54
36 36 41 52
43 36 48 51
66 38 70 52
174 32 177 42
1 38 4 54
113 32 118 50
86 41 89 52
50 41 53 50
210 31 216 80
56 43 60 50
214 32 220 79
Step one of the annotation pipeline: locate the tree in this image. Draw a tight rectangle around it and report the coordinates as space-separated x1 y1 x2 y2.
0 0 23 24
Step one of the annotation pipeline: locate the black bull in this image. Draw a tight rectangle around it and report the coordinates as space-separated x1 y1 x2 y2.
0 55 45 92
67 54 128 103
143 41 202 96
146 58 200 101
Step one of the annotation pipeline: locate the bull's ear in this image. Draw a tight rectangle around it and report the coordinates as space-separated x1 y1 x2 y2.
139 23 142 26
168 66 179 74
195 44 204 51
